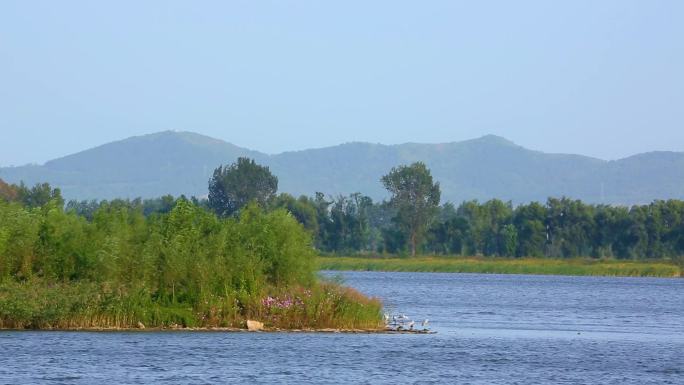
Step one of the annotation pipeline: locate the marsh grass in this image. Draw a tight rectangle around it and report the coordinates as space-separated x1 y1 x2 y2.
0 280 383 330
318 256 681 278
252 284 383 330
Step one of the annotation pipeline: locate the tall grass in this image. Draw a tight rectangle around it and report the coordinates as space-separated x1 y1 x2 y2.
0 280 384 330
318 256 682 277
251 284 383 330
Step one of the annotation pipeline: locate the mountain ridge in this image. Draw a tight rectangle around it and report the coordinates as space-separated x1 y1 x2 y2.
1 131 682 204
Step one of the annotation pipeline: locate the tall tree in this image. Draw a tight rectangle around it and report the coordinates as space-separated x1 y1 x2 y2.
381 162 440 256
208 158 278 217
16 182 64 208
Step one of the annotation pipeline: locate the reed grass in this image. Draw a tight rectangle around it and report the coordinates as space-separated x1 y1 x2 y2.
0 279 383 330
252 283 383 330
318 256 682 278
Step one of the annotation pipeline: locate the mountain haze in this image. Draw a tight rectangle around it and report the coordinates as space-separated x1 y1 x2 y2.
1 131 683 204
1 132 261 200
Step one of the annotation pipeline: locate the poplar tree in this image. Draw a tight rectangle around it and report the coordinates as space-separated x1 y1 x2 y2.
381 162 440 256
208 158 278 217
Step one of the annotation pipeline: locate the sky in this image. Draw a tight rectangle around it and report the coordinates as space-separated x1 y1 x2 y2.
1 1 683 166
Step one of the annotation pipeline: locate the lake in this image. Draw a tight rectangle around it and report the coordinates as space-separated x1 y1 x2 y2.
1 272 682 384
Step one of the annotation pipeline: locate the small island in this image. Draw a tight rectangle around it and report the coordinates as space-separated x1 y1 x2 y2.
0 171 384 331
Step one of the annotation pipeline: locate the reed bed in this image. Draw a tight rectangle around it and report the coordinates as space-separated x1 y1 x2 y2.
318 256 682 278
0 280 384 330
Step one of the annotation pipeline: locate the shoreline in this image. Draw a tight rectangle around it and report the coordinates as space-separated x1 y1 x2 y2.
0 326 431 334
318 256 682 278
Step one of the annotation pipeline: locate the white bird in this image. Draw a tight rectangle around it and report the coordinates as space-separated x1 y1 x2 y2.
422 319 429 327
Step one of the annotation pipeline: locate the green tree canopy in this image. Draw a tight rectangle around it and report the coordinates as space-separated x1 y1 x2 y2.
208 157 278 217
17 182 64 208
381 162 440 256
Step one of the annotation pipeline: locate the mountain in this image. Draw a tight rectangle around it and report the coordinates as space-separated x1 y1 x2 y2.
0 131 262 200
1 131 683 204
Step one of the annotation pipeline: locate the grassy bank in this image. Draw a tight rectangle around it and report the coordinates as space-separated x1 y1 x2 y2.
0 279 383 330
318 256 682 277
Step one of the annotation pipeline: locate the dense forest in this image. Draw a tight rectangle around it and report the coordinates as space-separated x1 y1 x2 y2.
64 195 684 260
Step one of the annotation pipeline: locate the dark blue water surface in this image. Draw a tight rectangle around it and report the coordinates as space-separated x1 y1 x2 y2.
1 272 683 384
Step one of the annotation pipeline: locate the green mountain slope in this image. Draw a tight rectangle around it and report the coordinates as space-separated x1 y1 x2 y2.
1 131 683 204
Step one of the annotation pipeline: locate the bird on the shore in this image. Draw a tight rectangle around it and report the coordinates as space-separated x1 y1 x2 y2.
422 319 429 328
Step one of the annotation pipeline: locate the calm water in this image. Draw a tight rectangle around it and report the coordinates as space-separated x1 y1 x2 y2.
1 272 683 384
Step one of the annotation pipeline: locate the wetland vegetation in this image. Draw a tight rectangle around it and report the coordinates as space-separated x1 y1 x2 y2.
318 256 681 277
1 156 683 330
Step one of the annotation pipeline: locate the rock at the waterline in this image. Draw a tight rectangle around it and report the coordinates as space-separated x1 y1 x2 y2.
246 320 264 331
137 322 145 329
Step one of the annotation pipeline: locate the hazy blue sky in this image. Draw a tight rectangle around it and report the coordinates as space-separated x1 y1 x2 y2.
1 1 683 166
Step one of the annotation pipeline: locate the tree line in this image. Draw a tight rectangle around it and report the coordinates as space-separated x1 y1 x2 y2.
3 157 684 260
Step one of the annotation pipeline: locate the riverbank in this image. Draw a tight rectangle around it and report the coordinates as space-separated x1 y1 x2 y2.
0 326 387 333
0 326 432 334
318 256 682 277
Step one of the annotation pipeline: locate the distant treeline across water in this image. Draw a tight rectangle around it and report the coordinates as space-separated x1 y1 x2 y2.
83 196 684 261
8 187 681 262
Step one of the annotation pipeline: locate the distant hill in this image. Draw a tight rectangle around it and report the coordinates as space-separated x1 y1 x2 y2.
0 132 262 200
1 131 683 204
